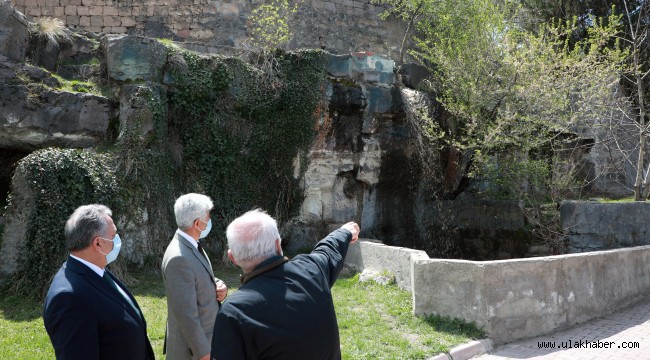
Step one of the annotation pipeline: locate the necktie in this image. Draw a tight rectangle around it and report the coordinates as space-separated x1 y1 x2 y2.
197 241 209 262
103 272 142 320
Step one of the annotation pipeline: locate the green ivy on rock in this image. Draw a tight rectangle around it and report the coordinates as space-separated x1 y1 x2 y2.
167 48 327 237
3 148 119 299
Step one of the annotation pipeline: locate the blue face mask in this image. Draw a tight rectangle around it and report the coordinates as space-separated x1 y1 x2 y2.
198 219 212 239
99 234 122 265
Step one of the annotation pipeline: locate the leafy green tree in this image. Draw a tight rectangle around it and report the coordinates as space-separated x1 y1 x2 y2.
248 0 299 52
377 0 629 201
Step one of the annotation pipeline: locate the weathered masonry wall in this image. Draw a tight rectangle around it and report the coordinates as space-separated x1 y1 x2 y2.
561 201 650 253
345 241 650 344
11 0 405 57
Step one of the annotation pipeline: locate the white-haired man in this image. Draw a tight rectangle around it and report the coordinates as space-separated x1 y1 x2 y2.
210 209 360 359
162 193 228 360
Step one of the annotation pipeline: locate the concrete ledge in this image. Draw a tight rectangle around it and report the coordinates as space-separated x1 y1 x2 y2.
345 239 428 290
426 338 493 360
449 339 492 360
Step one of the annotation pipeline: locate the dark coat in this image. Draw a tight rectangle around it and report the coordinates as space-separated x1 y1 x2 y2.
211 228 352 360
43 256 155 360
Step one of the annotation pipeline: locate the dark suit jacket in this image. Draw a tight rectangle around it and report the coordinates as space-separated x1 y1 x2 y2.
43 256 155 360
211 228 352 360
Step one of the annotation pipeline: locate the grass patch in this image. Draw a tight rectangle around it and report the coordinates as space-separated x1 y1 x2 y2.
335 274 483 359
51 74 101 95
0 267 482 359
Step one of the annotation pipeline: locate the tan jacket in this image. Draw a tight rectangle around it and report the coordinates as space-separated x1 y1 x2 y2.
162 232 220 360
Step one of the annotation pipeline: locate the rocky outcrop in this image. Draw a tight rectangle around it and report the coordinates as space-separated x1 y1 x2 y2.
0 165 34 276
560 200 650 252
0 0 29 63
283 52 441 253
0 63 111 151
0 3 110 151
102 35 168 83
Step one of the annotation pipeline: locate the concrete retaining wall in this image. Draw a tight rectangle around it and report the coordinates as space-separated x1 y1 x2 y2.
345 240 650 344
345 239 428 291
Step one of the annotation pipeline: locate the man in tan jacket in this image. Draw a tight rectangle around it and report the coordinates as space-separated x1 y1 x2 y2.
162 193 228 360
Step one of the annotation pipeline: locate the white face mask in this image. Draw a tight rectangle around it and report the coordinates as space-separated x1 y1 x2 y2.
197 219 212 239
98 234 122 265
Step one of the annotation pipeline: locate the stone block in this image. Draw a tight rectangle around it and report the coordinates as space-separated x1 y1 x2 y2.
37 0 45 7
77 6 88 15
90 15 103 27
41 6 55 16
15 0 26 6
26 7 40 16
88 5 102 15
104 15 120 27
86 26 102 32
64 5 77 15
102 34 168 82
44 0 58 6
81 0 95 5
79 16 91 26
153 5 168 16
54 6 64 16
69 0 81 5
103 6 118 16
111 26 127 33
121 16 136 27
312 0 324 9
118 7 131 16
354 7 364 16
66 15 80 25
324 2 336 11
352 0 363 8
24 0 37 6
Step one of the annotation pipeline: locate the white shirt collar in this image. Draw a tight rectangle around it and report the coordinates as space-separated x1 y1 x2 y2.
176 229 199 249
70 254 104 277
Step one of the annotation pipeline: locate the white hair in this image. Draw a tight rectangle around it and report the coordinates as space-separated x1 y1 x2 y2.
174 193 214 230
227 209 280 263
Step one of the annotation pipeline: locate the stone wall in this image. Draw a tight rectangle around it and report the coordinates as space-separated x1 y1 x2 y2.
11 0 405 58
560 201 650 252
345 240 650 345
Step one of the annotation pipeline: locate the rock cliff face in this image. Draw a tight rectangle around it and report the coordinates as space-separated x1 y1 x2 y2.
281 53 447 254
1 1 111 151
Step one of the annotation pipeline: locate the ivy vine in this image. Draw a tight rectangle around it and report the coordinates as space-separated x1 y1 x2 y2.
2 149 119 299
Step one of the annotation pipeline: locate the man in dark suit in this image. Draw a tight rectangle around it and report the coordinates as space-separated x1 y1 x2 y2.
211 209 360 359
43 204 155 360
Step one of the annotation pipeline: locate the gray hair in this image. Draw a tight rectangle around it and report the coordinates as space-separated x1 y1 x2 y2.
174 193 214 229
226 209 280 263
65 204 113 252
